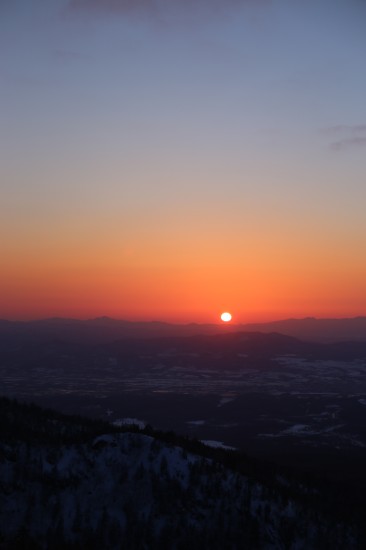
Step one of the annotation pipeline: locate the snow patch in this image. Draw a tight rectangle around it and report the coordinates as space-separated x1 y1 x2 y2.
200 440 236 451
113 418 146 429
218 396 236 407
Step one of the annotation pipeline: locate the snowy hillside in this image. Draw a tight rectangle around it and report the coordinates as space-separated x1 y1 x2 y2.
0 397 363 549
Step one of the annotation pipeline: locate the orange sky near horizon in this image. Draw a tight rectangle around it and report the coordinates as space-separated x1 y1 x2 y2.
1 1 366 323
2 222 366 322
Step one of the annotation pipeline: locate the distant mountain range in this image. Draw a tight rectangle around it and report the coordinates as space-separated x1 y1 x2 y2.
1 316 366 344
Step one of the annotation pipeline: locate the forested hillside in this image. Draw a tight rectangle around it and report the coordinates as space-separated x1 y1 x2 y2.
0 397 364 549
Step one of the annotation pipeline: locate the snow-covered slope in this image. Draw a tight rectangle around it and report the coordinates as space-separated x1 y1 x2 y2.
0 397 362 549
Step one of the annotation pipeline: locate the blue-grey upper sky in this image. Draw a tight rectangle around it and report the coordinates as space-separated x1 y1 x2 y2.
1 0 366 321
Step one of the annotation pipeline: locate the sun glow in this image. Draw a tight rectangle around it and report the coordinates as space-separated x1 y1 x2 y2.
220 312 232 323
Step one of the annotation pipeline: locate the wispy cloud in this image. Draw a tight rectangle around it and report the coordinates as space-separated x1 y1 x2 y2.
331 136 366 152
67 0 155 16
66 0 266 20
324 124 366 135
322 124 366 152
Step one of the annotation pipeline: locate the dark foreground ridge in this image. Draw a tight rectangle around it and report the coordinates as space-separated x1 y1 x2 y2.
0 396 365 549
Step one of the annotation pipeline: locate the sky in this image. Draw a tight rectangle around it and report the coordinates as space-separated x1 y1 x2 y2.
1 0 366 323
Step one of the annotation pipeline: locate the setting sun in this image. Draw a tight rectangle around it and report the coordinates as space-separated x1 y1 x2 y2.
220 312 232 323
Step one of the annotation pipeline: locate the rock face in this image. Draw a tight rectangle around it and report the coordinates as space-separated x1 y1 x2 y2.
0 396 363 549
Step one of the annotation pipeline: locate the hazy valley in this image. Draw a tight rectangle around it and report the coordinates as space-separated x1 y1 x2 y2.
1 318 366 488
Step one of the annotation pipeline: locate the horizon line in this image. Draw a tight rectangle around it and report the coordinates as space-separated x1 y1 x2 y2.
1 315 366 325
